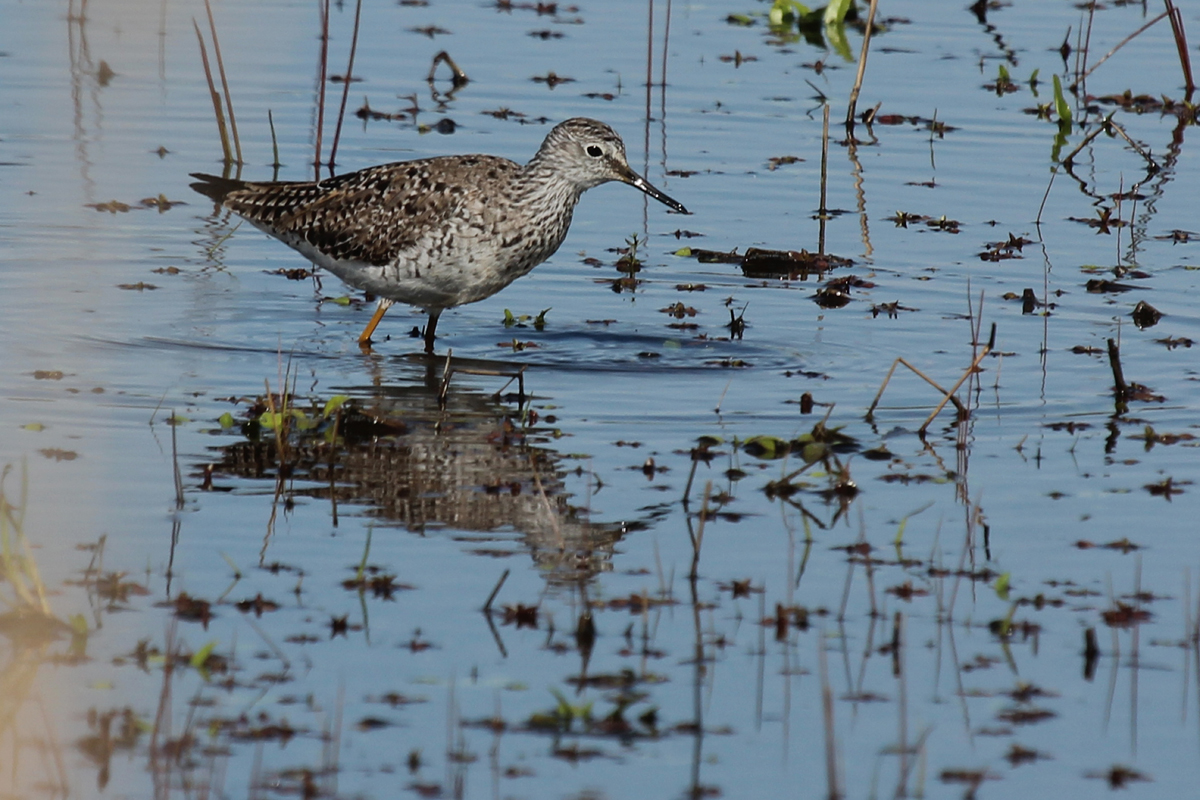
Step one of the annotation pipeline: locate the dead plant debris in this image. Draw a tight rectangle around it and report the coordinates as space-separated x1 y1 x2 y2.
719 51 757 66
268 267 315 280
1131 300 1163 328
996 706 1056 725
1005 743 1051 766
235 594 280 616
531 71 573 88
979 233 1031 261
659 302 698 318
408 25 451 37
1101 601 1151 628
342 568 411 599
1144 476 1188 499
87 200 132 213
870 301 917 318
1155 229 1199 243
170 593 213 627
1130 426 1195 446
1085 278 1139 293
766 155 803 170
501 603 539 628
1074 538 1141 553
1084 764 1151 789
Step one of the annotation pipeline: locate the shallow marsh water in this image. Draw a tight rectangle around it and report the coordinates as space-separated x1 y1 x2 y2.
2 0 1200 798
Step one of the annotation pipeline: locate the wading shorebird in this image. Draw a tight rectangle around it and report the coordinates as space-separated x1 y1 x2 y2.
191 117 687 353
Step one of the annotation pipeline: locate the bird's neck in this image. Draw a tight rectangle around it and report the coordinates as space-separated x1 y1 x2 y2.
514 157 584 218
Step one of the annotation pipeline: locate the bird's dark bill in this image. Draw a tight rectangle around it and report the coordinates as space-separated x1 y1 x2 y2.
622 169 688 214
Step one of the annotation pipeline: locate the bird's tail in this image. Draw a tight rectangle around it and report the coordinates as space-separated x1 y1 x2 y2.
189 173 248 205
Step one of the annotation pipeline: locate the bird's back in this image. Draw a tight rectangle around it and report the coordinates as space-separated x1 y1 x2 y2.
193 155 522 260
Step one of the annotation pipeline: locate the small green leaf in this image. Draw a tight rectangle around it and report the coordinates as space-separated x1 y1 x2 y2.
190 640 217 670
800 441 828 464
1052 74 1072 125
332 295 352 306
1051 120 1069 162
826 18 852 61
533 308 551 330
994 572 1011 601
674 247 692 257
503 309 517 327
823 0 852 26
998 64 1010 84
768 0 809 25
322 395 350 418
292 409 316 431
20 422 45 432
743 435 790 459
217 412 236 429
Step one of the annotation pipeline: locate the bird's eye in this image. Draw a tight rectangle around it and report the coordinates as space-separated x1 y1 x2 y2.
586 145 603 158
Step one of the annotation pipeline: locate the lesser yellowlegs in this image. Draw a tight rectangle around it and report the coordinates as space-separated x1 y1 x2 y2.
191 118 687 353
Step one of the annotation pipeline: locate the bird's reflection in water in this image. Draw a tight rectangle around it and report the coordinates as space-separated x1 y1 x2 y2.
206 372 639 587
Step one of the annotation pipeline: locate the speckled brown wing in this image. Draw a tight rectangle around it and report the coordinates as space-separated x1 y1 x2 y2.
191 156 520 268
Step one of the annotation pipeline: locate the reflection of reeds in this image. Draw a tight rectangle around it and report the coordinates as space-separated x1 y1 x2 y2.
1071 2 1193 98
0 463 51 617
0 463 70 796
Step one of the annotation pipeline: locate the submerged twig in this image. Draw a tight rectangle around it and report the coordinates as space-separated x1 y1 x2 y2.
917 335 992 434
1061 115 1158 173
865 323 994 434
1107 337 1128 407
688 481 712 580
426 51 470 87
483 569 509 612
819 632 842 800
171 410 184 511
865 360 967 421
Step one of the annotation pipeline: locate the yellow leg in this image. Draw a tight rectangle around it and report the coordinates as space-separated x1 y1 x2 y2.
358 298 394 345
